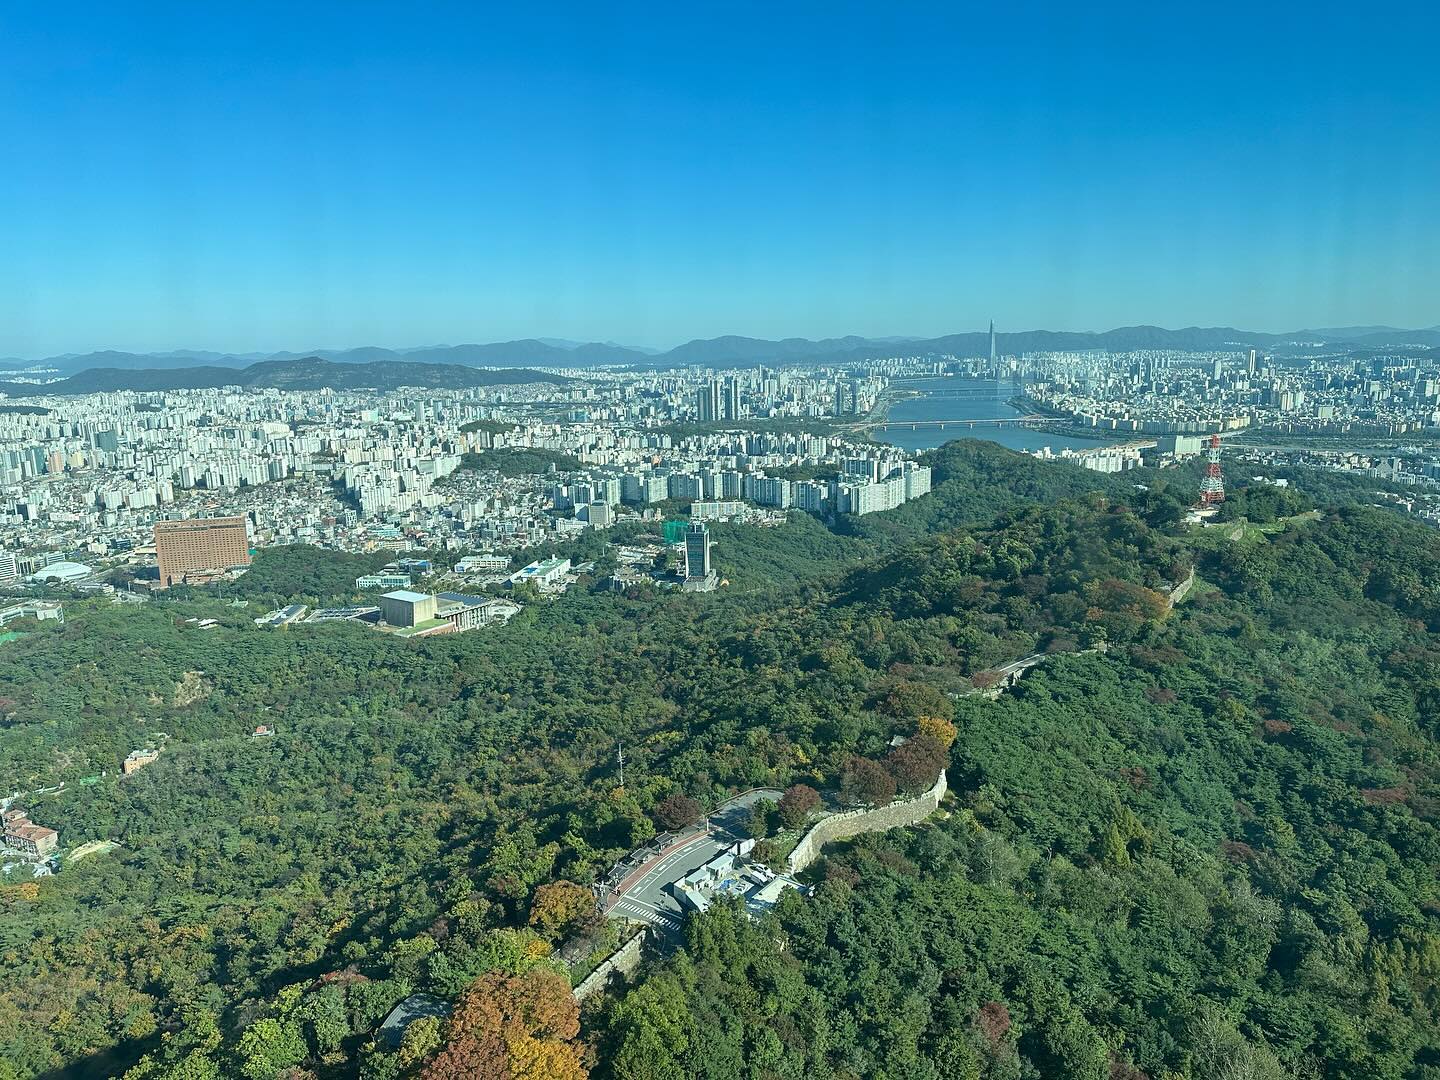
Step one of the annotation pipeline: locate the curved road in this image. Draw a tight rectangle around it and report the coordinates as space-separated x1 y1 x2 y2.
603 788 780 938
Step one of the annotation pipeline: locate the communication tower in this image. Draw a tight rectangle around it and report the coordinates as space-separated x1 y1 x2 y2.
1199 434 1225 505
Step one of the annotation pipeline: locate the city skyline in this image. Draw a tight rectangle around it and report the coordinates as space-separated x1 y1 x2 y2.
2 3 1438 356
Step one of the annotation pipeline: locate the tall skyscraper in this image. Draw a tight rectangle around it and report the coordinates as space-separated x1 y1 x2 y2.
989 320 997 366
723 376 741 421
684 522 711 579
696 379 721 422
1247 348 1258 375
155 516 251 587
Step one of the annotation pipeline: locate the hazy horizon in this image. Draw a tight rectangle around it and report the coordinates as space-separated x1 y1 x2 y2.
8 318 1440 365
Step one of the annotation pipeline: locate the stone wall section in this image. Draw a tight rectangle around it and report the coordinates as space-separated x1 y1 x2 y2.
787 769 947 874
573 928 647 1002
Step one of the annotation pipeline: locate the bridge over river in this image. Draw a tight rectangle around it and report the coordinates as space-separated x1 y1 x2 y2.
871 414 1048 432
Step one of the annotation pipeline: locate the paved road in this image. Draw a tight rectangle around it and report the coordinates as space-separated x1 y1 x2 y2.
603 788 780 940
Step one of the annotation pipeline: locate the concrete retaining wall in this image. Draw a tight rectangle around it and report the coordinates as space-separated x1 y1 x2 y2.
787 769 947 874
572 928 647 1002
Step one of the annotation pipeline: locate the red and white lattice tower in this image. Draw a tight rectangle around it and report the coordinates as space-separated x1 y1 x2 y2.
1199 434 1225 505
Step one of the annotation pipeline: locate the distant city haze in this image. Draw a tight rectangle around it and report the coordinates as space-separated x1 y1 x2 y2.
7 325 1440 377
2 4 1437 355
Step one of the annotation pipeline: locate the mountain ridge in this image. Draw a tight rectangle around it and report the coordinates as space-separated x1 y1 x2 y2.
13 323 1440 377
0 358 569 396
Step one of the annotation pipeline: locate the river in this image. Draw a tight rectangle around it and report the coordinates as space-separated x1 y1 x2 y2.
873 377 1105 453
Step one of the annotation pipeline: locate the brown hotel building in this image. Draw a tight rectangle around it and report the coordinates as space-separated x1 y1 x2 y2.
154 516 251 587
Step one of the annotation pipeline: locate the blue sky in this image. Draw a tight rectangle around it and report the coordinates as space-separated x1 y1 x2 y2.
1 2 1437 357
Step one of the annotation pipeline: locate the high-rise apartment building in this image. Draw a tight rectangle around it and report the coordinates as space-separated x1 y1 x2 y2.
154 516 251 587
684 522 711 579
696 379 721 422
723 377 741 420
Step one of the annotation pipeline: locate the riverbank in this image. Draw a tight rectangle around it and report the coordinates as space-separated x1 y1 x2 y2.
1004 396 1121 443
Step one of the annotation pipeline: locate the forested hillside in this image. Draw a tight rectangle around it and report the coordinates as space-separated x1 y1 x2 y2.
593 502 1440 1080
1 442 1438 1079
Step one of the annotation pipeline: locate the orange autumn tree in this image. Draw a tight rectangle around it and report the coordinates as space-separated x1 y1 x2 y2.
915 714 957 748
420 967 586 1080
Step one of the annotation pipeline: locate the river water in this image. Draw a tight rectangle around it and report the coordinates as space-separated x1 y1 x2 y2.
874 377 1104 453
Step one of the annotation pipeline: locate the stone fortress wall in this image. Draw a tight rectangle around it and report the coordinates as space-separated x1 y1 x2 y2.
787 769 947 874
573 927 647 1002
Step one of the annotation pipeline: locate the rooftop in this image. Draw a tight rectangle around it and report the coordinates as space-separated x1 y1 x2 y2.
380 589 432 603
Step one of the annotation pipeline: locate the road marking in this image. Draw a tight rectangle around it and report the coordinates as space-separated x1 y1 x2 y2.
613 898 682 929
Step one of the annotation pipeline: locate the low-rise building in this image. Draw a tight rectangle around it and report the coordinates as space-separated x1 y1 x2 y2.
454 553 510 573
25 560 92 585
356 572 412 590
2 810 59 860
673 842 807 918
507 557 571 591
123 748 161 774
0 600 64 626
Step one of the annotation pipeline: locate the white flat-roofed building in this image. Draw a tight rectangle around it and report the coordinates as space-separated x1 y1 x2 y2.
507 557 571 590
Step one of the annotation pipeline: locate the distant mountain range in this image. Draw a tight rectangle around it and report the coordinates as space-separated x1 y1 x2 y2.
3 324 1438 386
0 339 655 374
0 358 568 397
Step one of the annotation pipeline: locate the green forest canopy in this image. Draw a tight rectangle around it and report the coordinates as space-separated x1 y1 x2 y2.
0 440 1438 1079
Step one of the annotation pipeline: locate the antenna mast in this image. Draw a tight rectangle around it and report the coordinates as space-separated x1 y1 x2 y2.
1199 434 1225 505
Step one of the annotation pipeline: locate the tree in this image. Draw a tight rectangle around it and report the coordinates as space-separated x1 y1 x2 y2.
885 733 947 794
881 680 956 723
777 784 821 829
421 968 585 1080
235 1017 307 1080
528 881 595 938
606 973 694 1080
652 794 703 832
839 756 896 807
915 715 957 748
743 798 778 839
395 1016 443 1071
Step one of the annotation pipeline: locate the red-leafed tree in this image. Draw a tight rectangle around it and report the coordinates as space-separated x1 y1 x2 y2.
840 755 896 807
777 784 821 829
652 793 703 832
885 732 948 794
